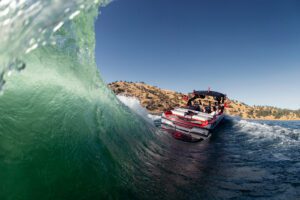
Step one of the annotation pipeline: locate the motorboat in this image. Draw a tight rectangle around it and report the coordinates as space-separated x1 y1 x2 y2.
161 90 227 142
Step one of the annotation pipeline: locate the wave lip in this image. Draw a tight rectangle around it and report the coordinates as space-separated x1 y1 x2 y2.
117 95 161 125
0 0 109 90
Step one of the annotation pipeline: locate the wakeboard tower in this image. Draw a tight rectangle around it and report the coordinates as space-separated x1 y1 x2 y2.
161 90 228 142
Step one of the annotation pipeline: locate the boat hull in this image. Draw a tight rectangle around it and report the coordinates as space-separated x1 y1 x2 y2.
161 110 224 142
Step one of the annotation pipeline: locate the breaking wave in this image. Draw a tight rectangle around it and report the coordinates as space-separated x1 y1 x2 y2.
0 1 162 199
116 95 157 124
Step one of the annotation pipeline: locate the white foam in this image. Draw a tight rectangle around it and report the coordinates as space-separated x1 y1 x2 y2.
232 119 300 145
147 114 161 121
117 95 159 124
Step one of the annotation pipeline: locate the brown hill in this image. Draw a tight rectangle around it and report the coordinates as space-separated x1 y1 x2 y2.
108 81 300 120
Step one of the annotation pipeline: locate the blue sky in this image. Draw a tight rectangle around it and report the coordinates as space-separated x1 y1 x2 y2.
95 0 300 109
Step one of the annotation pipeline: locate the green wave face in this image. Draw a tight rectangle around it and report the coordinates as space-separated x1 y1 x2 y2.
0 1 158 199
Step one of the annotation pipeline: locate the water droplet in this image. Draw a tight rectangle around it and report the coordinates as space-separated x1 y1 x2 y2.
15 61 26 71
25 43 38 54
69 10 80 20
64 8 70 13
53 21 64 33
8 60 26 72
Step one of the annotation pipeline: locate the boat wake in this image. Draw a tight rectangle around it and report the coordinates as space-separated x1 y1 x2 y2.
231 118 300 146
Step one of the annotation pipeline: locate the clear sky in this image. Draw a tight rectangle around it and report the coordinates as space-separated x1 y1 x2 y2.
95 0 300 110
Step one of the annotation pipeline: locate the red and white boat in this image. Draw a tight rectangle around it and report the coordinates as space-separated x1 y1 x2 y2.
161 90 227 142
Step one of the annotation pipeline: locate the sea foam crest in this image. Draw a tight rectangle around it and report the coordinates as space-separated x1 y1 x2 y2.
117 95 161 125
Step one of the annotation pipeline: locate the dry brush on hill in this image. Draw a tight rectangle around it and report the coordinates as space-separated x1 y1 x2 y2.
108 81 300 120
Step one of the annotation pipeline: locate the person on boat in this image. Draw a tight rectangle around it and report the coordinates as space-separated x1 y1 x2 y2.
216 102 224 113
186 98 194 110
214 101 219 112
208 102 213 113
201 105 206 113
205 105 211 113
194 103 201 111
196 100 204 112
200 101 207 113
220 105 224 113
186 100 199 111
210 106 218 116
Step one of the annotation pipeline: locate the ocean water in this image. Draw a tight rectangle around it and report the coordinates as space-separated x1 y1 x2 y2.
0 1 299 200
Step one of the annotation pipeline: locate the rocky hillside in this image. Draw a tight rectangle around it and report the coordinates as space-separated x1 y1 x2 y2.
108 81 300 120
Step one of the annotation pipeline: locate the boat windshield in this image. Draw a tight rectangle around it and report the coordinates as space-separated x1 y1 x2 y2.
187 95 225 115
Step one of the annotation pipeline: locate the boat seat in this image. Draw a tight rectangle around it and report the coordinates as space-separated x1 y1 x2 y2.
172 108 214 121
